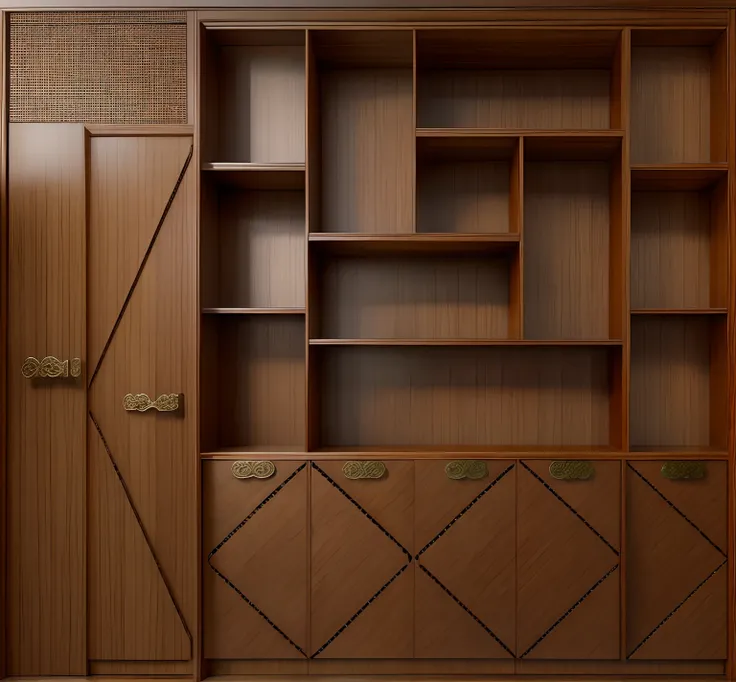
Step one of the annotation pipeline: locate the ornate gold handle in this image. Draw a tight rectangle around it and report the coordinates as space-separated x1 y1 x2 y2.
549 461 594 481
342 461 386 480
22 356 81 379
661 461 706 480
123 393 181 412
232 461 276 480
445 460 488 480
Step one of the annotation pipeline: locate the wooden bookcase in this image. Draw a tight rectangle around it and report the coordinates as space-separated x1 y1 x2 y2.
197 19 731 677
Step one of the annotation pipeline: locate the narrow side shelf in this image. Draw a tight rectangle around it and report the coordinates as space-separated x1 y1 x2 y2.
631 163 728 190
308 232 520 255
202 161 305 189
203 307 306 315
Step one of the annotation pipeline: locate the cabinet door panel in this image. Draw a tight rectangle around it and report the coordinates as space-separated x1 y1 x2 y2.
310 460 414 658
626 461 727 660
204 460 309 659
87 136 195 661
415 460 515 658
7 123 87 675
517 460 620 660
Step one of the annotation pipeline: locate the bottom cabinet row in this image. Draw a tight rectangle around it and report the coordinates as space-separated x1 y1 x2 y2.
203 459 727 662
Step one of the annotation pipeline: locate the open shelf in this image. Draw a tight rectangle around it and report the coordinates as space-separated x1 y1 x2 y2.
630 315 727 452
308 232 519 255
631 308 726 316
203 308 306 315
201 179 305 310
309 338 622 346
201 315 306 453
415 29 622 130
631 29 727 164
314 345 621 449
312 251 518 340
631 163 728 191
202 29 306 164
631 173 727 310
309 30 414 234
202 162 305 190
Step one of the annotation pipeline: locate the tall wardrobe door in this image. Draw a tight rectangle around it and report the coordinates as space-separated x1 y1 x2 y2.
203 460 309 659
310 460 414 659
7 123 87 675
86 136 195 661
517 460 621 660
414 460 516 659
626 461 727 660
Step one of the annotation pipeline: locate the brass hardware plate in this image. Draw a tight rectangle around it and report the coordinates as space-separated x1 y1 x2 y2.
123 392 181 412
445 460 488 480
342 460 386 480
661 461 706 480
231 460 276 480
22 355 81 379
549 460 594 481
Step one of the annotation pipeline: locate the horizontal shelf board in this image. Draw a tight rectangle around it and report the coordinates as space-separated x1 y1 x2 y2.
631 163 728 191
202 162 305 190
631 308 727 315
310 338 623 346
310 445 623 458
308 232 520 255
201 446 306 458
417 128 624 138
203 307 306 315
628 446 728 459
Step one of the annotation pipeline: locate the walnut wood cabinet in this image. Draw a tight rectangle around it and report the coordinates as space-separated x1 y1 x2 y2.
2 6 735 682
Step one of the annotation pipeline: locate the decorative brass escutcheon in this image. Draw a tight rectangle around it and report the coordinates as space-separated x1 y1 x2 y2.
445 460 488 480
342 460 386 480
123 393 181 412
661 461 706 480
549 460 594 481
22 355 81 379
231 461 276 480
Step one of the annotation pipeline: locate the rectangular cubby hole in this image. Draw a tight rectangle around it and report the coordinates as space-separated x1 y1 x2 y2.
200 179 305 310
308 30 414 233
416 29 623 130
314 252 517 340
200 316 306 453
631 29 727 164
416 136 520 234
316 345 620 449
523 142 624 340
202 29 306 164
631 177 727 310
630 316 727 451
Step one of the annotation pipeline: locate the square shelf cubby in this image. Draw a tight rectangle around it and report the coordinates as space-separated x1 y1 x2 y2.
631 29 727 164
201 29 306 164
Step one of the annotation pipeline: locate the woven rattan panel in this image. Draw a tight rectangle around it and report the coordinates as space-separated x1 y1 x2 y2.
10 12 187 124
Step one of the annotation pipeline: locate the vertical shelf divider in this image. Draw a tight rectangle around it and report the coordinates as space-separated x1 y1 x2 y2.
412 29 418 234
510 136 524 340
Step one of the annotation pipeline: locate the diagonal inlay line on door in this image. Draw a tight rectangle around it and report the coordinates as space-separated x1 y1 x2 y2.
519 462 619 658
310 462 413 657
208 463 308 657
89 410 192 645
88 143 193 388
415 463 515 657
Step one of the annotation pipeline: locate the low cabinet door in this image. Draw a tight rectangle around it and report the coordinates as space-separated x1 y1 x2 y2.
517 460 621 660
626 461 727 660
310 460 414 659
414 459 516 659
204 459 309 660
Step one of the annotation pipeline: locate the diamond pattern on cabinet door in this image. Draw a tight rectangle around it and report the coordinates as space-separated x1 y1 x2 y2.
415 460 515 658
87 138 196 660
626 462 727 660
310 461 414 658
205 461 308 658
517 461 620 659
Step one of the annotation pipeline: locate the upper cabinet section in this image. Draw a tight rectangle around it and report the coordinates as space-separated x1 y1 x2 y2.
416 29 624 131
631 29 727 164
201 29 306 164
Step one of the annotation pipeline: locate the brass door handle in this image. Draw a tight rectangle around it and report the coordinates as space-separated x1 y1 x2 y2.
22 356 81 379
123 393 181 412
549 461 594 481
661 461 706 480
342 461 386 480
232 461 276 479
445 460 488 480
